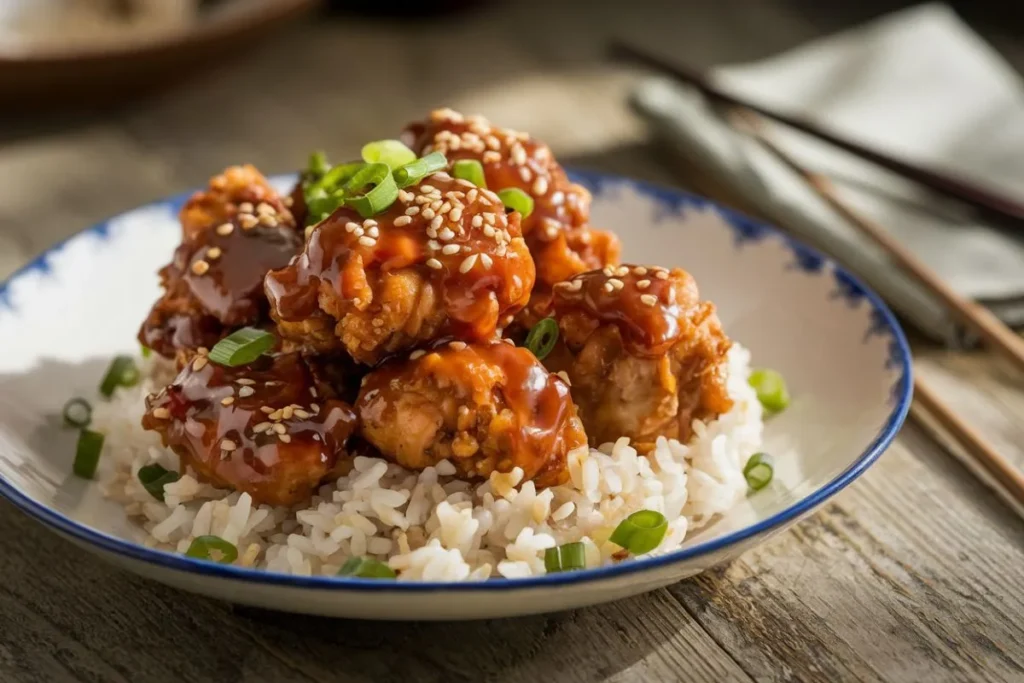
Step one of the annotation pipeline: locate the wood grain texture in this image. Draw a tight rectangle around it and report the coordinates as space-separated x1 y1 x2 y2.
2 1 1024 681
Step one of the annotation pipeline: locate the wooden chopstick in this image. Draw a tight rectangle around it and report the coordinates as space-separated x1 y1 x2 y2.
609 41 1024 228
724 110 1024 510
910 376 1024 510
730 110 1024 376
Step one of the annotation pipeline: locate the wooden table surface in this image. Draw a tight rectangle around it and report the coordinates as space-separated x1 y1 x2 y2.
2 2 1024 681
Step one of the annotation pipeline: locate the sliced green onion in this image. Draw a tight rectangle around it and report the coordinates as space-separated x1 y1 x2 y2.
314 161 365 194
453 159 487 188
497 187 534 219
743 452 774 491
99 355 140 398
524 318 559 360
306 150 330 180
609 510 668 555
63 398 92 428
748 368 789 413
185 535 238 564
140 345 152 359
361 139 417 169
393 152 448 188
137 464 181 501
338 556 397 579
73 429 105 479
544 541 587 573
208 327 276 367
342 162 399 218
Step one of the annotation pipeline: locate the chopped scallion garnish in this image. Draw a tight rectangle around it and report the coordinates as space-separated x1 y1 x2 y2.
73 429 105 479
453 159 487 188
609 510 668 555
99 356 140 398
393 152 448 188
342 162 399 218
306 150 330 179
62 398 92 429
185 535 238 564
361 139 417 169
337 556 397 579
544 541 586 573
497 187 534 219
208 327 276 367
524 318 559 360
748 368 789 413
140 345 152 359
743 452 774 491
137 464 180 501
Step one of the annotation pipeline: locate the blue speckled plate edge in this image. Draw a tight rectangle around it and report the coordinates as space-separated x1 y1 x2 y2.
0 170 913 593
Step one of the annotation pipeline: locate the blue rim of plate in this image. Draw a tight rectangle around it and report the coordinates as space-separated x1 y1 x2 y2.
0 170 913 593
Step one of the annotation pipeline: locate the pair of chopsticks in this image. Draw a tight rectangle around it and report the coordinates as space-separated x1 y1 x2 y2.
609 42 1024 510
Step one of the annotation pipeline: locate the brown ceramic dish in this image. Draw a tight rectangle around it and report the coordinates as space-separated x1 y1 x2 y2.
0 0 318 115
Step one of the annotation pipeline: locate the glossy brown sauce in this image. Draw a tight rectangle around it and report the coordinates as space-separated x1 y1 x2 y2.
142 353 357 506
552 265 698 358
265 172 534 345
358 340 582 485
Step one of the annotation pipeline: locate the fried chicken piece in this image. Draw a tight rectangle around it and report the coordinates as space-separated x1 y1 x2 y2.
544 265 733 449
139 168 303 363
142 352 358 506
403 108 621 301
265 172 535 365
179 165 295 241
356 339 586 487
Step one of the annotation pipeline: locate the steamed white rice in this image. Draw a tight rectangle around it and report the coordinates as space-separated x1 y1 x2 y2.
93 344 762 580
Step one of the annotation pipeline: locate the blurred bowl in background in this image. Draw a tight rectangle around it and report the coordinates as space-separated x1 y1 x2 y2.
0 0 318 116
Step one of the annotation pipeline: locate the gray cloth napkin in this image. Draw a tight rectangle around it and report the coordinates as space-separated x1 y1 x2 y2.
630 3 1024 346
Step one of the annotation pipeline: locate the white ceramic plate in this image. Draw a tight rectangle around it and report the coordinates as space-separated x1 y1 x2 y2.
0 172 911 620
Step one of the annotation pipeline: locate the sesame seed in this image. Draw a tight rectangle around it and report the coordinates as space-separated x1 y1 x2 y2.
405 206 420 216
282 406 294 419
467 189 479 204
238 202 254 213
480 253 493 268
421 208 435 220
311 403 320 413
603 266 615 276
483 212 497 225
220 439 237 451
272 423 287 435
568 279 583 291
449 207 463 222
459 254 478 273
409 350 426 360
191 260 210 276
426 228 438 239
482 225 496 238
449 341 467 351
151 407 170 419
362 219 377 229
551 191 565 206
415 195 431 205
426 258 443 270
352 227 364 238
216 222 234 236
398 190 414 203
204 247 222 263
471 215 483 228
367 227 380 238
430 216 444 231
345 222 360 233
192 356 208 371
656 271 669 280
641 294 659 306
268 409 284 421
439 227 455 241
256 202 275 216
429 200 443 212
485 135 501 150
518 167 532 182
496 243 507 257
420 184 435 193
483 151 501 163
293 409 311 419
636 279 651 290
603 282 615 294
616 266 630 277
544 226 558 239
511 144 527 165
283 196 294 207
238 386 255 398
278 434 292 444
358 236 377 247
556 371 572 386
532 176 549 195
634 266 648 276
309 387 318 398
259 214 278 228
260 406 274 414
236 378 255 385
239 214 259 230
609 278 624 290
221 396 235 406
442 244 460 255
439 202 452 215
428 240 441 250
